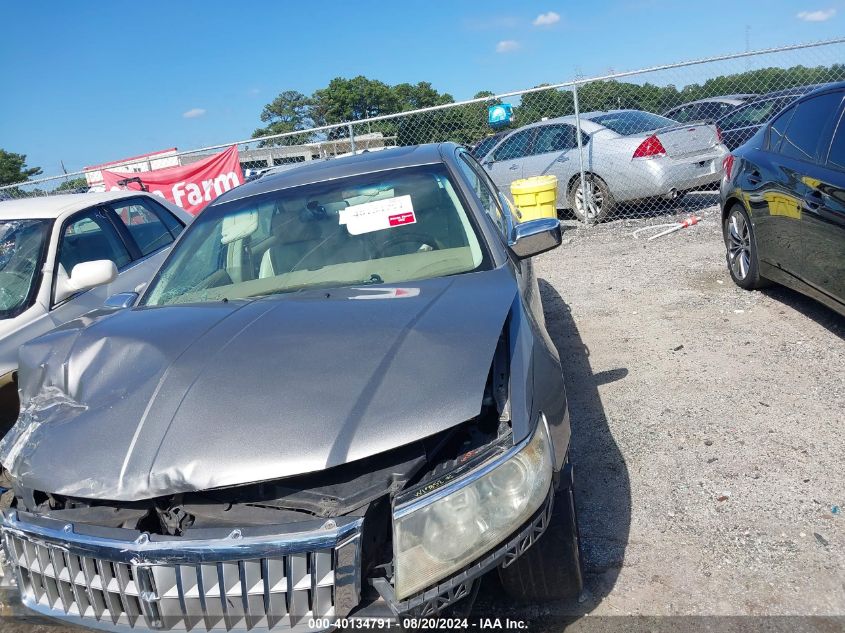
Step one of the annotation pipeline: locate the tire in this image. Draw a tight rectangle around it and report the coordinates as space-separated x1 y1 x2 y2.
568 174 615 223
498 463 583 601
0 467 14 510
723 203 769 290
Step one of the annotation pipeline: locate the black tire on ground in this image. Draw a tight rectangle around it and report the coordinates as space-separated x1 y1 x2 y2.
0 374 19 439
567 174 615 223
498 464 583 601
723 203 770 290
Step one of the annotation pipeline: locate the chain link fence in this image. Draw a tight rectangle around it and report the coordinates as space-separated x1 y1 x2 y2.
3 38 844 226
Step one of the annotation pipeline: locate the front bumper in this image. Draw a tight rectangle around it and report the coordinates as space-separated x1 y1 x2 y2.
0 511 363 632
0 488 554 631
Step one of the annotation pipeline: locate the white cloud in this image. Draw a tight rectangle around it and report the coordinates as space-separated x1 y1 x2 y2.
182 108 206 119
533 11 561 26
496 40 520 53
796 8 836 21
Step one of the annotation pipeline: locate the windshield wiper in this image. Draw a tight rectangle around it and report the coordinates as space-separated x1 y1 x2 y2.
249 274 384 299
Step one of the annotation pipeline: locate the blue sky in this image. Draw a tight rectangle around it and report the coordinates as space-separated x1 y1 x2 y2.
0 0 842 179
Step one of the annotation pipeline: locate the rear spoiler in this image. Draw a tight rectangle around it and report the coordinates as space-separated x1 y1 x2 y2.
652 121 717 134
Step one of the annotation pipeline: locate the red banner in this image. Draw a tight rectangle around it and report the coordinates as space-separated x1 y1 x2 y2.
101 146 243 215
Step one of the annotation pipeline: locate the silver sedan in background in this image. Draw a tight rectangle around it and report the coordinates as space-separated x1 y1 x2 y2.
478 110 729 221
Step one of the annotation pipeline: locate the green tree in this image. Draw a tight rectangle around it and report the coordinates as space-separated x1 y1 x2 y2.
55 177 88 192
393 82 454 111
0 150 41 187
517 86 574 124
252 90 313 146
312 76 400 126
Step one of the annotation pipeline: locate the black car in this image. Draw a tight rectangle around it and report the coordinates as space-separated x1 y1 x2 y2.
716 85 828 150
720 83 845 316
662 94 756 124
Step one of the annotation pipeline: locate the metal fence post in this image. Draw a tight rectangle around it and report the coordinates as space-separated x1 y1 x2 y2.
348 123 356 154
572 83 590 227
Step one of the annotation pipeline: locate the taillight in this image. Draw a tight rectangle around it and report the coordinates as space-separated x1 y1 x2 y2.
716 126 723 144
632 134 666 159
722 154 734 180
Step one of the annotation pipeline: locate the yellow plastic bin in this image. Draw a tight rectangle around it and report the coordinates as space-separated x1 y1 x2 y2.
510 175 558 222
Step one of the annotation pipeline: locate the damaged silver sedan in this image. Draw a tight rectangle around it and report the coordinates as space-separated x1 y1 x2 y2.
0 143 582 631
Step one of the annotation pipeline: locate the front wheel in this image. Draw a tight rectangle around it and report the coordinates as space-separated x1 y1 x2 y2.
568 175 615 223
724 203 769 290
498 463 583 601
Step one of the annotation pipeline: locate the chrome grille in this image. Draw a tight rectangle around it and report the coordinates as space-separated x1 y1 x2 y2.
1 519 360 632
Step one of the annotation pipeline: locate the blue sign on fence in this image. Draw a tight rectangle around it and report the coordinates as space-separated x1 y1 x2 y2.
488 103 514 127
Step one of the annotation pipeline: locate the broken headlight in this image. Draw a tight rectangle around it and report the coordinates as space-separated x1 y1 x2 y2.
392 419 553 600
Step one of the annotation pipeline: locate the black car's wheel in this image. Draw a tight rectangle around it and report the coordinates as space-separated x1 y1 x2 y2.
724 203 769 289
568 175 615 223
498 464 583 601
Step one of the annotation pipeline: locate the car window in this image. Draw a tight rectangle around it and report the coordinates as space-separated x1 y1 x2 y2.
58 208 131 276
110 198 179 257
720 99 781 129
493 130 532 161
768 104 796 151
826 110 845 171
668 106 694 123
457 153 508 238
589 111 676 135
142 164 489 307
0 219 52 319
152 200 186 237
532 124 578 155
698 102 734 120
472 134 504 159
778 92 844 162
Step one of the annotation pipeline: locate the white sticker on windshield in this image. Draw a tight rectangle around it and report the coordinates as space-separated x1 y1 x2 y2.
339 195 416 235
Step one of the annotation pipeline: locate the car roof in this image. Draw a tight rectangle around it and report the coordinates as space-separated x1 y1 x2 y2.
666 95 756 110
751 83 838 101
502 113 610 133
215 144 448 204
0 190 159 220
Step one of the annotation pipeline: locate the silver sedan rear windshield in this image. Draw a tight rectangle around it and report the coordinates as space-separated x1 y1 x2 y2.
591 111 678 136
142 164 488 306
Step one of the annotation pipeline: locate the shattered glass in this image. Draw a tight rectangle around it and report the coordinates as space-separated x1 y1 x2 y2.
0 219 51 318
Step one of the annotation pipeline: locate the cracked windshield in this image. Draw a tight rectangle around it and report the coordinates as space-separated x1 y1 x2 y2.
0 219 50 319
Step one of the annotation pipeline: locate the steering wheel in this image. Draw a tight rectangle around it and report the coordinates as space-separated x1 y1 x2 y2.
376 232 445 258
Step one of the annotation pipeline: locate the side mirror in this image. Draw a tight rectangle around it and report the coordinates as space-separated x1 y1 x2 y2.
509 218 562 259
104 292 138 309
54 260 118 304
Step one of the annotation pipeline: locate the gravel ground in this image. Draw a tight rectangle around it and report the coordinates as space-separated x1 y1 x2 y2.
1 196 843 632
474 195 845 630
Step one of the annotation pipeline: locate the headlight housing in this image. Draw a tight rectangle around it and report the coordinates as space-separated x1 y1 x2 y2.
392 419 553 600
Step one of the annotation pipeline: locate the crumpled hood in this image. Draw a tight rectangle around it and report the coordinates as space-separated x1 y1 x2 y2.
1 267 516 501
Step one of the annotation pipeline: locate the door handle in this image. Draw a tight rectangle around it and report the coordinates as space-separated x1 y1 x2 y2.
747 170 762 185
556 155 569 163
509 164 520 170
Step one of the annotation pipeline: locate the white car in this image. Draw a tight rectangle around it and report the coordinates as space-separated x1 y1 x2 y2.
479 110 728 221
0 192 192 431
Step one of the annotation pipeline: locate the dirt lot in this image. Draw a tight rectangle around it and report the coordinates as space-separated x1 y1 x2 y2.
475 197 845 630
1 197 843 632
